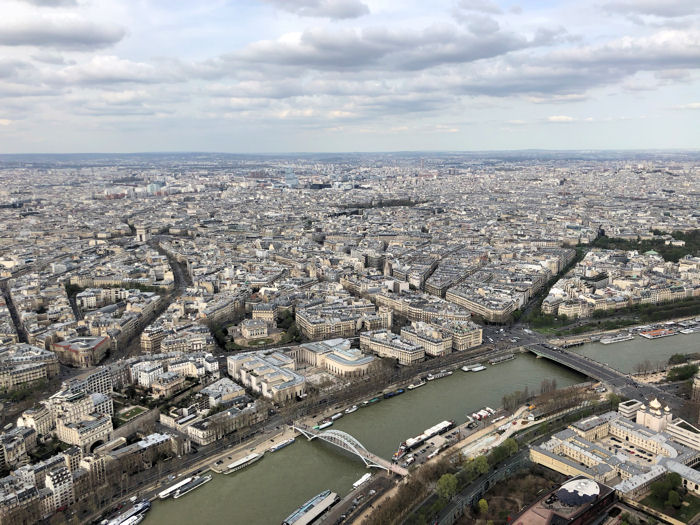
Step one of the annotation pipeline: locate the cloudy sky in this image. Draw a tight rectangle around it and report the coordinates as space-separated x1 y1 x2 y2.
1 0 699 153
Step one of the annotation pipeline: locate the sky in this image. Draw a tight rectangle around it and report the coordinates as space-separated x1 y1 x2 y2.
0 0 699 153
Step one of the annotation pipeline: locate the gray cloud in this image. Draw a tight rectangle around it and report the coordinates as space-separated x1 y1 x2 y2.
603 0 700 18
456 0 502 14
19 0 78 6
261 0 369 19
0 18 125 49
228 25 534 73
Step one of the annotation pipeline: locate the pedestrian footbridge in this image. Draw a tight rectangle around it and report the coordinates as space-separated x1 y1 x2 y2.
292 423 408 476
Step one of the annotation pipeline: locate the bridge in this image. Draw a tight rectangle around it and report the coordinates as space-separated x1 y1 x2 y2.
292 423 409 477
528 344 681 410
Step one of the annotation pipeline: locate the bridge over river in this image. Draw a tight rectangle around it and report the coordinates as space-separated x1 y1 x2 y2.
292 423 409 477
528 344 682 410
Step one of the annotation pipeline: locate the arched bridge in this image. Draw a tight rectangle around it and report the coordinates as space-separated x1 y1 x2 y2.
292 423 408 476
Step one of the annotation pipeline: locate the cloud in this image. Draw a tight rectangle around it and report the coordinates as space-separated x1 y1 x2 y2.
56 56 165 84
261 0 369 19
229 25 534 73
19 0 78 6
547 115 575 122
0 119 12 126
603 0 700 18
0 18 125 49
672 102 700 109
527 94 588 103
457 0 502 14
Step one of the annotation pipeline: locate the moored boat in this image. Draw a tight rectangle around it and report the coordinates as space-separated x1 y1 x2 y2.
223 452 262 474
427 370 453 380
173 475 212 499
345 405 358 414
158 476 193 499
407 380 426 389
600 333 634 344
269 438 295 453
282 490 339 525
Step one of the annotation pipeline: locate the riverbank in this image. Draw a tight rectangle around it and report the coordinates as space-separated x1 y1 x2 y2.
143 353 584 525
548 313 700 346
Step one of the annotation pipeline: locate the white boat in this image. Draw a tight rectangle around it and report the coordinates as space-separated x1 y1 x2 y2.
158 476 193 499
223 452 262 474
407 380 426 389
471 365 487 372
317 421 333 430
353 473 371 489
427 370 453 381
269 438 295 453
173 475 212 499
461 365 471 372
600 333 634 344
345 405 358 414
282 490 339 525
331 412 344 421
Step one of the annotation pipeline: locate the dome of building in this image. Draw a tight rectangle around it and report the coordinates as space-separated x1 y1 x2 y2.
556 478 600 506
650 398 661 410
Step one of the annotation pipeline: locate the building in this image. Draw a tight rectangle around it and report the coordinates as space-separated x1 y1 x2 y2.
55 413 112 453
359 330 425 365
199 378 245 408
444 319 483 350
65 367 113 396
51 336 110 368
400 322 452 357
512 476 615 525
151 371 186 399
0 344 60 392
17 405 53 437
294 339 376 377
44 466 74 512
227 351 306 403
240 319 268 339
530 399 700 498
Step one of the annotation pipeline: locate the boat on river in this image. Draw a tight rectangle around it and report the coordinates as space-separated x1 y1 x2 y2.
427 370 452 380
223 453 262 474
407 380 426 389
269 438 295 453
282 490 339 525
158 477 193 499
600 333 634 344
173 475 212 499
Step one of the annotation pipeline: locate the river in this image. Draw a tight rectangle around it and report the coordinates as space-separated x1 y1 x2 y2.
144 353 583 525
570 331 700 373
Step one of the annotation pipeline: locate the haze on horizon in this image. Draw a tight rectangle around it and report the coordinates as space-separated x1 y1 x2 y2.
0 0 699 154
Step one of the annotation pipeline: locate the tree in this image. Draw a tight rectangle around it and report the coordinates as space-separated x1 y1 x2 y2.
474 455 489 475
436 473 458 501
666 490 681 509
606 392 621 410
503 438 518 456
477 498 488 515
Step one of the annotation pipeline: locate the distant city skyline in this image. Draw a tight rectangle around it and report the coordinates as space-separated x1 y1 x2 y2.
1 0 699 153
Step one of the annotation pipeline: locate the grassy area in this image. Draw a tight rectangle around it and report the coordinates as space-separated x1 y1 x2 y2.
641 492 700 522
118 406 148 422
247 338 273 346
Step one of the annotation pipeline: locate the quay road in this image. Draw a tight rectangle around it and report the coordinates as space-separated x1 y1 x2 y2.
529 344 682 410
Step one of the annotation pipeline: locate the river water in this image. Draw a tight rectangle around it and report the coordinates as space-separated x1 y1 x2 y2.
571 332 700 373
146 333 700 524
144 353 583 525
